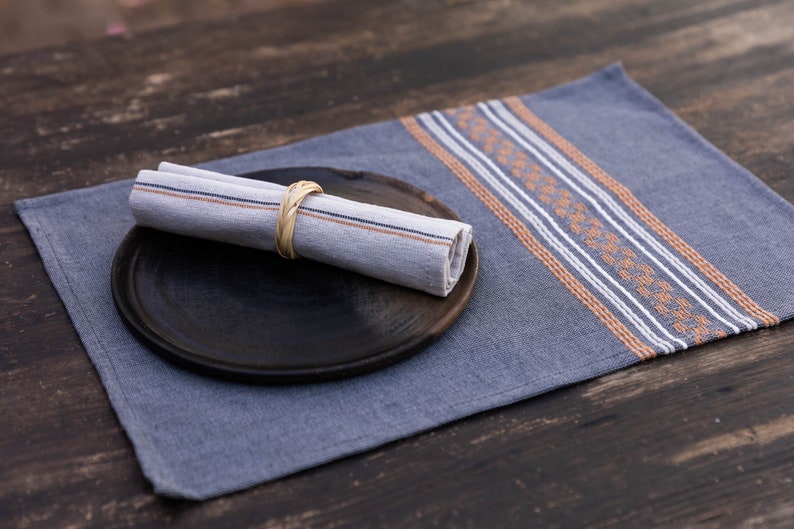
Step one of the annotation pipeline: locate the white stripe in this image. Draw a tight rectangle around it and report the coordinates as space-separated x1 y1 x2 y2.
483 101 752 333
420 112 676 353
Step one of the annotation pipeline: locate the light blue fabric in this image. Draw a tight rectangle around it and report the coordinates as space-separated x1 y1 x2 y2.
16 64 794 499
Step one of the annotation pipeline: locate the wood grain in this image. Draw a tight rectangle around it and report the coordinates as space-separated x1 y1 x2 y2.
0 0 324 56
2 0 793 527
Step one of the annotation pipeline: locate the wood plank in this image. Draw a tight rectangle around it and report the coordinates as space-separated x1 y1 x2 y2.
0 0 325 55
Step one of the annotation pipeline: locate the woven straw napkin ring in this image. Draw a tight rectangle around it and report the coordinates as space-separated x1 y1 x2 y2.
274 180 324 259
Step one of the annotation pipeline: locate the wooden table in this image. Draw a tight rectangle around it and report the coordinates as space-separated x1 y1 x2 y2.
3 1 794 526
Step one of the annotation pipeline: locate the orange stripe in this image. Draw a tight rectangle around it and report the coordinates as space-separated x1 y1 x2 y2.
504 96 779 327
401 116 655 360
132 185 452 248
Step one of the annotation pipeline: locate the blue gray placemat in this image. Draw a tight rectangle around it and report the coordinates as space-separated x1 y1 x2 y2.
16 64 794 499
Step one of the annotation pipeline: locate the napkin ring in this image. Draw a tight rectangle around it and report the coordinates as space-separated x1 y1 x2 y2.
275 180 324 259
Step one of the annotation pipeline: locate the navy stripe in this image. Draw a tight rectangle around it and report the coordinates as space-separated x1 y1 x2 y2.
298 205 454 241
134 180 455 242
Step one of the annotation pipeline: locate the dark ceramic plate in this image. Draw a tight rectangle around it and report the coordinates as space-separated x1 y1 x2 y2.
111 167 478 383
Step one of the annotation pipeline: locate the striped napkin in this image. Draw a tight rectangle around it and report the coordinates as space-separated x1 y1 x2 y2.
130 162 473 297
14 64 794 499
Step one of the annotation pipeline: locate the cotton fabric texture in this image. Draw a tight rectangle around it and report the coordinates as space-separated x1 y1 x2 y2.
15 64 794 500
130 162 472 297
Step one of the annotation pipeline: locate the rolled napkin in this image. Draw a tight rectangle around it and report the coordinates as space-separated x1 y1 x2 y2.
129 162 473 297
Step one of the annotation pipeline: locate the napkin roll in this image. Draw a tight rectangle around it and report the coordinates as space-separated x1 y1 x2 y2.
129 163 473 297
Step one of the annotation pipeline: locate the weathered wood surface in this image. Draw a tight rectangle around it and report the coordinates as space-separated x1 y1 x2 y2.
0 0 324 56
2 0 794 527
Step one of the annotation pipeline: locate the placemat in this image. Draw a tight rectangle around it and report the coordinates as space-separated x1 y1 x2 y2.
15 64 794 500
